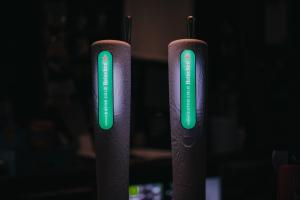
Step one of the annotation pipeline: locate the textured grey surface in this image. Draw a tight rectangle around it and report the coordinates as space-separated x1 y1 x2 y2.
91 40 131 200
168 39 207 200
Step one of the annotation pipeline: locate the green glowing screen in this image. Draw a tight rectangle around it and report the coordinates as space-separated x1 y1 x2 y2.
180 49 196 129
98 51 113 130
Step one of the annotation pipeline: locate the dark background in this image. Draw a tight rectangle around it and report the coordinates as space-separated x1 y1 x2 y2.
0 0 293 199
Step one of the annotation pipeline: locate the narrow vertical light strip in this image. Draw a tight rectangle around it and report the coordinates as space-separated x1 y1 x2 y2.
98 51 113 130
180 49 196 129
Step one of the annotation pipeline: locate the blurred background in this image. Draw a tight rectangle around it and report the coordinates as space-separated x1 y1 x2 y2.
0 0 293 199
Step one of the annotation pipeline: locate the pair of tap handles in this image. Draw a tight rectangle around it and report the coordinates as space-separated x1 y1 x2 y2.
92 16 207 200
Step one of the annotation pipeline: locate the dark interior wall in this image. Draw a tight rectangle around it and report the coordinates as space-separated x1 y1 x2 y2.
195 0 290 152
125 0 194 61
0 0 124 125
0 2 44 125
289 0 298 148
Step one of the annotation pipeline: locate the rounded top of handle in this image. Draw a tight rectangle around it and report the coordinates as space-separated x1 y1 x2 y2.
168 38 207 48
91 40 131 47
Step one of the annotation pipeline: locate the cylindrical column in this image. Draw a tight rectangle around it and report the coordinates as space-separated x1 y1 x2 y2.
91 40 131 200
168 38 207 200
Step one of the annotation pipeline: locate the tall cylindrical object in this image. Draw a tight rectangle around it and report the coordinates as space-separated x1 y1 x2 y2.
168 17 208 199
91 40 131 200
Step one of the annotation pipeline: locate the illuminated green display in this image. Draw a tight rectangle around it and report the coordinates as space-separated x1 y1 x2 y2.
129 185 139 196
98 51 113 130
180 49 196 129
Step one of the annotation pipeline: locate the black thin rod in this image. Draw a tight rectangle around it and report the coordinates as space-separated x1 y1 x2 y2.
187 16 196 39
123 16 132 44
